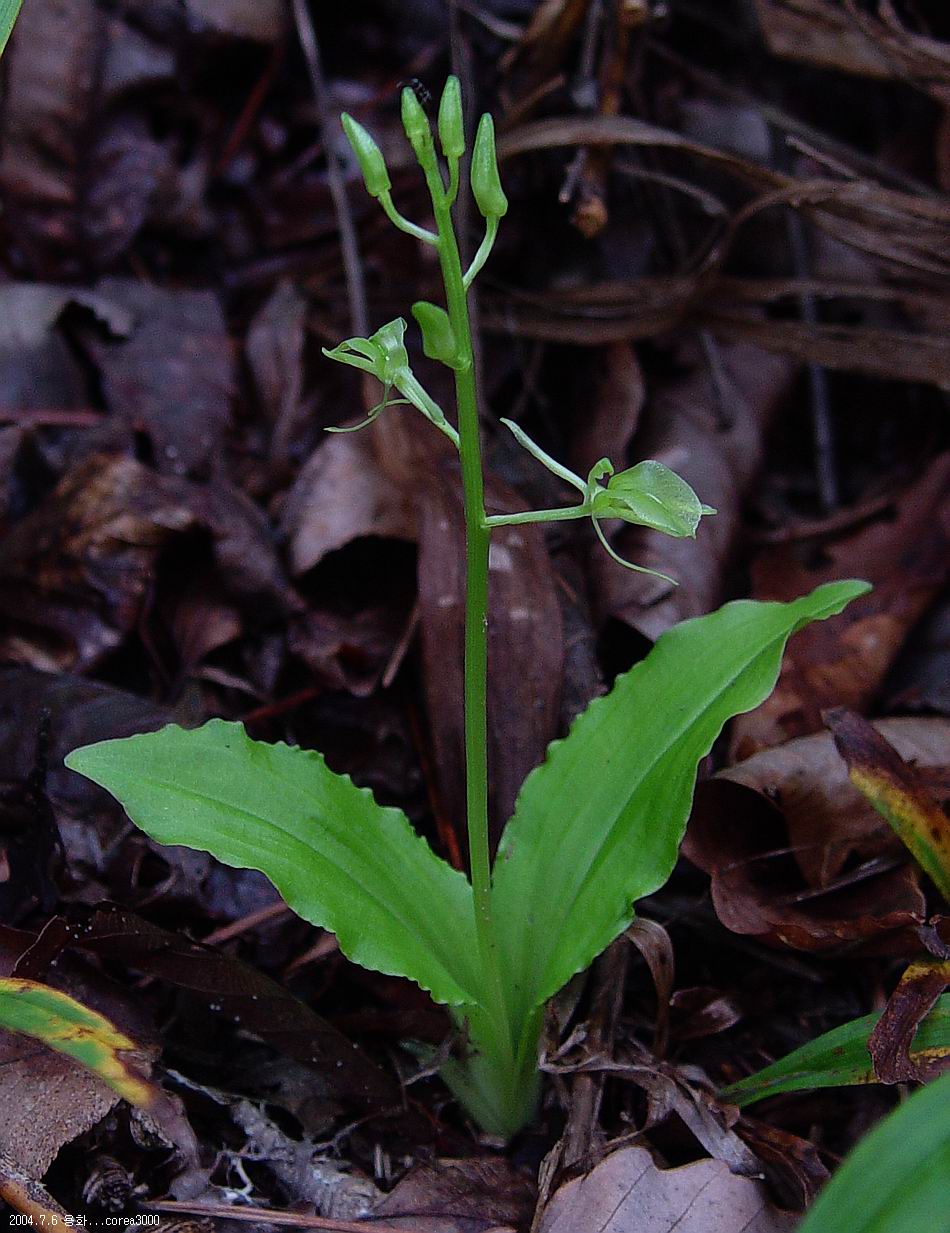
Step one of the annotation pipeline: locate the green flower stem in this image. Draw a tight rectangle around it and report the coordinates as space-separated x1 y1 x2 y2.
462 217 499 290
396 371 461 447
378 192 439 246
446 156 460 206
485 503 590 528
415 141 517 1085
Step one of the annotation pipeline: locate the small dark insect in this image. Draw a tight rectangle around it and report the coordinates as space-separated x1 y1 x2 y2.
399 76 432 107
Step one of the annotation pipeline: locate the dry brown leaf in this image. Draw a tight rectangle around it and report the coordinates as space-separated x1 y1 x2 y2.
0 931 160 1176
245 279 307 460
499 115 950 278
482 277 950 386
416 463 564 846
186 0 286 41
537 1145 794 1233
0 453 297 672
734 1117 829 1211
82 278 235 477
280 432 415 576
685 780 927 955
568 342 645 478
0 1148 74 1222
0 1025 119 1177
0 1 175 277
752 0 894 77
591 341 795 640
0 283 133 414
869 958 950 1083
710 718 950 889
373 1157 534 1233
731 454 950 758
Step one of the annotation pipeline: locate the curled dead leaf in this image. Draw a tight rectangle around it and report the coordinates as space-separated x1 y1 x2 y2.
732 454 950 758
537 1145 794 1233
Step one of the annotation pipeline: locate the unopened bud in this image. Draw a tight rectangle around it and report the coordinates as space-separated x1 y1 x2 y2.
412 300 459 368
470 114 507 219
401 85 432 161
437 76 465 161
341 114 390 199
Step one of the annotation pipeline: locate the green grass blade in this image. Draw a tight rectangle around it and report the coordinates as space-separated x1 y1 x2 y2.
721 995 950 1106
491 581 870 1034
0 0 22 54
797 1070 950 1233
66 720 480 1007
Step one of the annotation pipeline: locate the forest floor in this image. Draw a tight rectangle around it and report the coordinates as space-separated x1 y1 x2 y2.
0 1 948 1230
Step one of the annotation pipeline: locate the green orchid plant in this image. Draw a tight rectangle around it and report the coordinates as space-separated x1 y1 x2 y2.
65 78 867 1138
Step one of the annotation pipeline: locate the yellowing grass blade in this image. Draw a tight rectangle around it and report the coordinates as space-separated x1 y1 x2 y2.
0 977 157 1109
825 708 950 903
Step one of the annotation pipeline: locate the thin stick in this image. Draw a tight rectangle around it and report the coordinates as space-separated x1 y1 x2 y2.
143 1199 429 1232
291 0 368 339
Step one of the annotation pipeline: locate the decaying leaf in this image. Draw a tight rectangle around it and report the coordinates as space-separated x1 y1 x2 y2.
692 717 950 891
0 1013 119 1177
0 1148 73 1223
686 751 928 954
246 279 308 460
752 0 894 77
76 904 398 1109
373 1157 535 1232
0 452 297 672
825 707 950 902
755 0 950 105
80 279 235 476
417 467 564 844
590 340 796 640
537 1145 794 1233
868 959 950 1083
732 454 950 758
280 431 415 575
0 977 159 1108
0 929 196 1177
0 0 175 276
0 283 132 413
0 666 170 809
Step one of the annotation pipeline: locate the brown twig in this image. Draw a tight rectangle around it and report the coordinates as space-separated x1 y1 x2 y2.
142 1200 431 1232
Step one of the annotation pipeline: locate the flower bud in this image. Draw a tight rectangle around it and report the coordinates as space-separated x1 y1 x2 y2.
437 76 465 161
470 114 508 219
412 300 459 368
341 113 390 199
401 85 432 161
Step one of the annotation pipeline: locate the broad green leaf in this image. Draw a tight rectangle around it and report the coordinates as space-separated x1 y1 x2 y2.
0 0 22 55
797 1070 950 1233
0 977 157 1109
720 994 950 1106
491 581 870 1037
66 720 480 1008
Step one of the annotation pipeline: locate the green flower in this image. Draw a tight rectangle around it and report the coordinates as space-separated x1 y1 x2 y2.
322 319 459 446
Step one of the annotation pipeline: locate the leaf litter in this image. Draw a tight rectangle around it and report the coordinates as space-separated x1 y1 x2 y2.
0 0 948 1228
